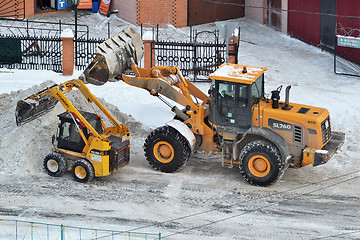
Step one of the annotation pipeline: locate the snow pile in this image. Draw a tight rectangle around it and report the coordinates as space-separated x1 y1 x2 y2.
0 81 148 176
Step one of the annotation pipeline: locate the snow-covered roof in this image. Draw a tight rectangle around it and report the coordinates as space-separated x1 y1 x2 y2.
209 63 268 84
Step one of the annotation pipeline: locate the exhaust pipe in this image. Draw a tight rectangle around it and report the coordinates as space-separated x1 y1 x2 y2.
271 86 282 109
282 85 292 110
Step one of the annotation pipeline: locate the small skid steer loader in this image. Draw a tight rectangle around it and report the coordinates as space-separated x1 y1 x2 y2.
16 80 130 182
15 27 144 182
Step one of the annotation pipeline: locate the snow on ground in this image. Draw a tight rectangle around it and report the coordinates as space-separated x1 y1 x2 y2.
0 13 360 240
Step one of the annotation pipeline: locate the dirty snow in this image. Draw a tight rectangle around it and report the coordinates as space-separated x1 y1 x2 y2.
0 12 359 240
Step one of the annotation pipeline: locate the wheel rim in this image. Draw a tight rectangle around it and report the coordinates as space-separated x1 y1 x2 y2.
75 166 87 179
248 155 271 177
47 159 59 173
153 141 174 163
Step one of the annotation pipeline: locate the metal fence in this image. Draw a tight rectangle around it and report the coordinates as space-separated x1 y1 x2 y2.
147 25 239 82
0 18 104 73
75 38 105 70
0 218 161 240
0 35 63 72
334 54 360 78
151 41 226 81
334 23 360 78
151 40 238 81
0 18 89 39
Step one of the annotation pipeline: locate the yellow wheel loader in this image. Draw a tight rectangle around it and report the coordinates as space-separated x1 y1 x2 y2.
79 27 344 186
16 79 130 182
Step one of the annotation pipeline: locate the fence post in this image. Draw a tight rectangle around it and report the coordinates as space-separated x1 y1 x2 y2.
143 40 155 68
61 28 75 76
142 30 155 68
228 35 238 64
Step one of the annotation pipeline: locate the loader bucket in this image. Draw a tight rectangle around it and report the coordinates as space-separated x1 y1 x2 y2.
15 96 58 126
79 27 144 85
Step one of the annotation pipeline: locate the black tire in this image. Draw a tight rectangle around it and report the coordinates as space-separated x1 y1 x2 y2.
144 126 191 173
43 153 66 177
239 140 286 187
71 159 95 183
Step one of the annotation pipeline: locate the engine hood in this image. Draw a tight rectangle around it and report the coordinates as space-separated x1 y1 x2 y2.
260 100 331 149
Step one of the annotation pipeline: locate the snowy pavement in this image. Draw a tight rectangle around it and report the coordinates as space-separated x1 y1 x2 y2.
0 14 360 239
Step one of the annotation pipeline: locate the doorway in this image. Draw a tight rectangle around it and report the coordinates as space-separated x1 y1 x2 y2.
267 0 281 31
320 0 336 52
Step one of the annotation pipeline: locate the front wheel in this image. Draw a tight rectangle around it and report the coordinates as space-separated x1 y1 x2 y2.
144 126 191 173
43 153 66 177
239 140 286 187
71 159 94 183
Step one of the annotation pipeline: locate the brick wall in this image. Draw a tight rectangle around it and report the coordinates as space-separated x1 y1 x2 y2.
0 0 26 18
111 0 137 25
137 0 188 28
25 0 35 18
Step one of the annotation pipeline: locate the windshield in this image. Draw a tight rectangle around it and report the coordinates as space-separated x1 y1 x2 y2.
89 119 103 134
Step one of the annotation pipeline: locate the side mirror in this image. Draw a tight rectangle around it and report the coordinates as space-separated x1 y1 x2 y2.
208 85 216 97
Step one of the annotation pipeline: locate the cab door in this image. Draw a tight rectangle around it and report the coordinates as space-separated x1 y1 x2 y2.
212 81 252 132
234 83 251 131
57 120 87 153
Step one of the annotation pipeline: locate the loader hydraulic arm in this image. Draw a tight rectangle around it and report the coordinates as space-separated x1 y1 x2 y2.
16 79 129 140
122 59 215 142
122 59 209 110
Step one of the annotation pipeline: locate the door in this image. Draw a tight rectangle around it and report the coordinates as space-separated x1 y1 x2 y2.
57 121 86 153
320 0 336 51
188 0 245 26
267 0 281 31
214 81 251 131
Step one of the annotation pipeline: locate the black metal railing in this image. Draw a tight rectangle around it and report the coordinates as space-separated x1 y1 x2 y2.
144 24 240 81
74 38 105 70
151 41 225 81
0 35 63 72
0 18 89 39
151 40 238 81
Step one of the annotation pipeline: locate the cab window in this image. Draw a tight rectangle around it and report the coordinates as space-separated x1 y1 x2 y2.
251 74 264 105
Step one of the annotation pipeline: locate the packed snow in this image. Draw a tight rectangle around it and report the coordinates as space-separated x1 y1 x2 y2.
0 12 359 240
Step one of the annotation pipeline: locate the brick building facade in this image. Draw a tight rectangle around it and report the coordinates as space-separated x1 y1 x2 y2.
111 0 243 28
1 0 244 28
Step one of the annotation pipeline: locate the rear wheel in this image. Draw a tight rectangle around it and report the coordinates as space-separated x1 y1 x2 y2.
71 159 94 183
43 153 66 177
239 140 286 186
144 126 191 173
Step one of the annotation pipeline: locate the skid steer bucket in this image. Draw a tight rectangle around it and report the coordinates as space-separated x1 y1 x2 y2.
16 92 58 126
79 27 144 85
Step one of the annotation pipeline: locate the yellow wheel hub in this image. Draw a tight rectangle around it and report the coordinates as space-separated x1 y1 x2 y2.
75 166 87 179
153 141 174 163
248 155 271 177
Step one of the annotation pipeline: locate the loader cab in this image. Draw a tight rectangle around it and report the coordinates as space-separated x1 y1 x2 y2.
56 111 103 153
208 64 266 133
